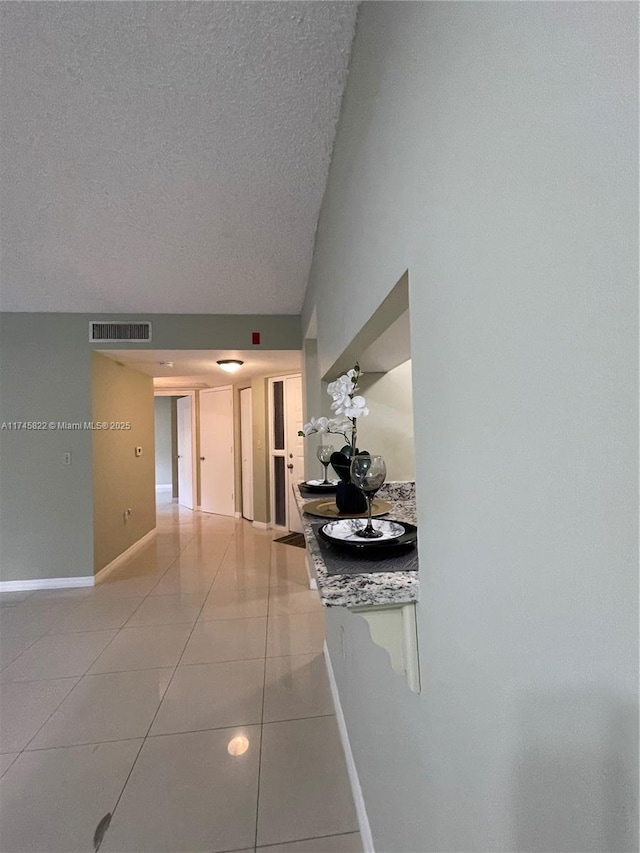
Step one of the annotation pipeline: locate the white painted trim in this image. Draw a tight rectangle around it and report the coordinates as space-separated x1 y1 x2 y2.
240 387 254 522
155 484 172 491
0 576 94 592
94 528 157 585
234 511 242 518
323 641 374 853
267 373 303 532
252 520 270 530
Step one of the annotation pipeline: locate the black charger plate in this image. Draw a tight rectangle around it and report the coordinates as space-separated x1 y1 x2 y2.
318 519 418 551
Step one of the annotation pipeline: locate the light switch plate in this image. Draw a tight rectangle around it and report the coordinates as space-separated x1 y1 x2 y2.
135 446 143 457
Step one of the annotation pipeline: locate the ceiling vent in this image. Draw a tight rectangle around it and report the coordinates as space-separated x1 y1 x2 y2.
89 321 152 343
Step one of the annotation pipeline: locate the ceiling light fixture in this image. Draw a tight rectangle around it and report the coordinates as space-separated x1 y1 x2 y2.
216 359 244 373
159 361 174 367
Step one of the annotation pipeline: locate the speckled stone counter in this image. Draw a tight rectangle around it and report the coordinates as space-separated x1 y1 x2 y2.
294 481 419 608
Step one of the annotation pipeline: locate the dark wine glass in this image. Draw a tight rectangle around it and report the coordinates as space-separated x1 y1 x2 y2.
350 454 386 538
316 444 334 484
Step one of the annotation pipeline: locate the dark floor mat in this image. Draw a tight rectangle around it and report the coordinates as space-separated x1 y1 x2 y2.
273 533 306 549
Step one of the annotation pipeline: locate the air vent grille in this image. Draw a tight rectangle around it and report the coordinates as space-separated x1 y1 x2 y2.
89 322 152 343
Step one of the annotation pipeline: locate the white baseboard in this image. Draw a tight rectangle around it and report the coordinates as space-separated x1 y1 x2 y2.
155 484 172 491
94 528 157 585
252 520 270 530
0 575 95 592
323 641 375 853
234 511 242 518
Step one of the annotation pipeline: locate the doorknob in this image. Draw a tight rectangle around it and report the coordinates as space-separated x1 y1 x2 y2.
176 455 182 459
287 463 294 470
200 456 205 461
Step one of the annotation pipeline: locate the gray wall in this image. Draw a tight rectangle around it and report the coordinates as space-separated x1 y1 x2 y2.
0 315 94 580
0 312 300 580
154 396 173 487
304 3 638 851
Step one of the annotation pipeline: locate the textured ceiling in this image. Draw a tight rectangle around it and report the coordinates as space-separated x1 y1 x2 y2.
0 2 358 313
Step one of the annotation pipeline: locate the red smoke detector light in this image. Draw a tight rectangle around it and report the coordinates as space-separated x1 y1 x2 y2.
252 332 260 345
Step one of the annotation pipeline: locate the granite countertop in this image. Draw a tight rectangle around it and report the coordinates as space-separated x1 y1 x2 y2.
294 481 419 609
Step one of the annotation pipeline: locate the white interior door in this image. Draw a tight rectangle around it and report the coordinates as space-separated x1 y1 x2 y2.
285 375 304 533
240 388 254 521
176 396 194 510
199 387 234 517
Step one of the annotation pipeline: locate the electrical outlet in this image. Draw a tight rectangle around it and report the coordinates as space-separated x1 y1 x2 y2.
63 452 72 465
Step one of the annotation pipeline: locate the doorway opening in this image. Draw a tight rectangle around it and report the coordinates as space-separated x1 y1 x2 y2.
154 392 197 510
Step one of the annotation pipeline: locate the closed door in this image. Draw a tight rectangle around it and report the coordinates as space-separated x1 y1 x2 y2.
285 375 304 533
199 387 234 517
240 388 254 521
176 396 194 510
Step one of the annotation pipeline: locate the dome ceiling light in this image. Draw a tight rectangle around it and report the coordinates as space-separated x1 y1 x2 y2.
216 359 244 374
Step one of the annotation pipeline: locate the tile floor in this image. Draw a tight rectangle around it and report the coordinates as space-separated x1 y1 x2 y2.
0 495 361 853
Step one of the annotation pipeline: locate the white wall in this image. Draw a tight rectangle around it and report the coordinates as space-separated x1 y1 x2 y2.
356 360 415 481
304 3 638 851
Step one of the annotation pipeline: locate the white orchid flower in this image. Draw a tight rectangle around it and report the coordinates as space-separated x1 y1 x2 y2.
333 395 369 419
329 392 350 412
327 375 352 401
300 416 329 436
300 364 366 445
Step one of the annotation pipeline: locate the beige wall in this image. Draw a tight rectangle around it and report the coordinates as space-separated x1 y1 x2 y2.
92 353 156 573
356 360 415 481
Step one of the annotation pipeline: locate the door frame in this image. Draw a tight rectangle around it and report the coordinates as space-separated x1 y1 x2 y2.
156 390 197 511
240 387 254 521
267 374 302 531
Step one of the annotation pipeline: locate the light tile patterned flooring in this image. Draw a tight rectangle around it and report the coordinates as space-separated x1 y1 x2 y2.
0 496 361 853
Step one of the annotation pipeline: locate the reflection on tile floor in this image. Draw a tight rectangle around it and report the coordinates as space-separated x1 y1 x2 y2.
0 494 361 853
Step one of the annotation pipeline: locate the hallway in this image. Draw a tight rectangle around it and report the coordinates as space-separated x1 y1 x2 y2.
0 495 361 853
